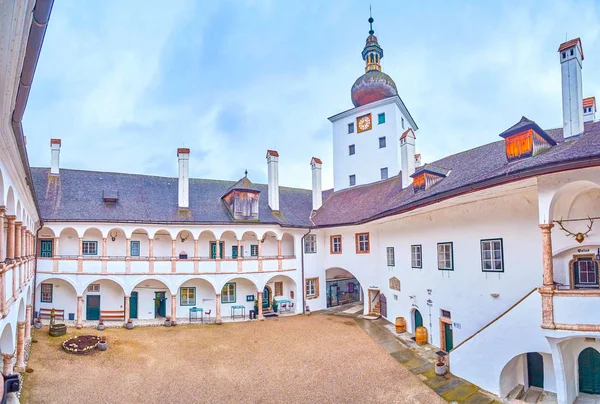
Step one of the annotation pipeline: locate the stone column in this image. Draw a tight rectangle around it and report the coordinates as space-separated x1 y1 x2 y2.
126 238 131 257
171 294 177 321
5 215 16 262
148 238 154 273
193 239 198 259
171 239 176 258
0 272 6 316
0 207 5 262
78 238 83 257
12 266 16 300
102 237 107 257
124 296 130 323
237 240 242 259
258 241 263 272
257 291 264 320
216 240 221 260
215 293 222 324
20 227 26 258
77 238 83 272
14 222 22 260
76 296 83 329
539 224 555 329
2 353 13 375
277 239 282 258
25 305 32 340
14 322 25 372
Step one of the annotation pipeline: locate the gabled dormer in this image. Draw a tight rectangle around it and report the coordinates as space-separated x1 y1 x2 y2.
222 172 260 221
499 116 557 162
410 164 449 192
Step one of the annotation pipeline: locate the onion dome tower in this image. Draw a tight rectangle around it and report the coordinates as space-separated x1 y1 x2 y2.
350 10 398 107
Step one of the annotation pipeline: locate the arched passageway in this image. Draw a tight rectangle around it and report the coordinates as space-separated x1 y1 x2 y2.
325 268 363 308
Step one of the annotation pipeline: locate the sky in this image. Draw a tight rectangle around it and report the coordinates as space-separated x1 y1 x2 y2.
24 0 600 190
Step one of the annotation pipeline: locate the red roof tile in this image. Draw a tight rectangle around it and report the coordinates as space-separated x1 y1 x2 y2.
177 148 190 155
50 138 61 145
266 150 279 157
583 97 596 111
558 38 584 60
400 128 415 140
311 157 323 165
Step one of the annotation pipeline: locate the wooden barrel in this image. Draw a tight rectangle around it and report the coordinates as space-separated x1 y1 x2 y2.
415 326 428 345
395 317 406 333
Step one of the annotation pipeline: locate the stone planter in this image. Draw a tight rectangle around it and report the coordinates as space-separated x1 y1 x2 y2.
97 340 108 351
435 363 447 376
34 321 42 329
125 321 134 330
163 320 172 327
97 324 105 331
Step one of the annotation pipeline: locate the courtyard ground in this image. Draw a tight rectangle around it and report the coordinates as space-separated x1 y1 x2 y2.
21 314 444 404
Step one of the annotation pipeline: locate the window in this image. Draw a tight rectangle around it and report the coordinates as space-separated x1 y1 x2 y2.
41 283 53 303
438 242 454 270
349 144 355 155
562 51 566 59
440 309 451 319
82 241 98 256
356 232 370 254
39 239 53 257
130 240 140 257
221 283 236 303
570 49 574 56
250 244 259 257
330 235 342 254
349 175 356 186
574 258 599 288
380 167 388 180
481 239 503 272
348 123 354 133
274 282 283 296
180 287 196 306
378 113 385 124
401 117 405 129
305 278 319 298
411 245 422 268
304 234 316 253
232 245 239 259
387 247 395 266
87 284 100 292
379 136 386 148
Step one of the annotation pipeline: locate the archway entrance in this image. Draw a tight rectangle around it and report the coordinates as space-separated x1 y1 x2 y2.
325 268 362 308
527 352 544 389
262 287 270 309
579 347 600 394
414 309 423 331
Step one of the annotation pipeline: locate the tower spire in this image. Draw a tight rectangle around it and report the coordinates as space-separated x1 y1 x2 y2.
362 7 383 72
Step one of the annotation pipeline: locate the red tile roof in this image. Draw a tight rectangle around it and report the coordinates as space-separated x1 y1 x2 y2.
400 128 415 140
558 38 584 60
311 157 323 165
266 150 279 157
177 148 190 155
50 138 61 145
583 97 596 111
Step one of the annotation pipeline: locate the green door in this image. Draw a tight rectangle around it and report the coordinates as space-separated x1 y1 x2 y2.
262 287 270 308
129 292 138 319
210 242 224 259
444 322 454 351
579 348 600 394
414 310 423 330
86 295 100 320
527 352 544 389
154 292 166 317
40 240 53 257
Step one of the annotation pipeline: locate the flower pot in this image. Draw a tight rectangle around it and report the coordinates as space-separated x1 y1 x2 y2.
97 341 108 351
97 324 105 331
125 322 134 330
163 320 172 327
34 321 42 329
435 363 447 376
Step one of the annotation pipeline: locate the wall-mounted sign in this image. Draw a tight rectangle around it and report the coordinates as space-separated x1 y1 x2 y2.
389 277 401 291
453 322 461 329
578 248 590 253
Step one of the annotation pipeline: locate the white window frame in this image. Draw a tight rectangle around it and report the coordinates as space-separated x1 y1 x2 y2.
221 283 236 303
386 247 395 266
437 242 453 271
180 287 196 306
305 278 318 297
411 245 422 268
481 239 504 272
82 240 98 256
87 284 100 293
304 234 317 254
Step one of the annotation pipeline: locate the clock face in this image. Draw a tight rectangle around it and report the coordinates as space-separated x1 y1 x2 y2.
357 113 372 133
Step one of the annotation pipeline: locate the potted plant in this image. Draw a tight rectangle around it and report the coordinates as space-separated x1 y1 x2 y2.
253 300 259 318
164 316 172 327
34 317 42 329
97 336 108 351
125 320 134 330
435 355 447 376
272 298 279 313
97 319 105 331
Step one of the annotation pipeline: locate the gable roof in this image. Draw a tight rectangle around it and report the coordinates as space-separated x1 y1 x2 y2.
32 168 314 227
584 97 596 111
558 38 584 60
498 116 556 145
411 164 450 178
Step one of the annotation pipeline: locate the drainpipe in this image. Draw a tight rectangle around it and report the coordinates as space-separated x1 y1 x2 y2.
300 228 312 314
32 225 42 323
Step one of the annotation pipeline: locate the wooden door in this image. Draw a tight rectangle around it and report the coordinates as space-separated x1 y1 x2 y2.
414 309 423 329
129 291 138 319
155 292 166 317
527 352 544 389
86 295 100 320
262 287 270 308
444 322 454 351
579 348 600 394
379 293 387 318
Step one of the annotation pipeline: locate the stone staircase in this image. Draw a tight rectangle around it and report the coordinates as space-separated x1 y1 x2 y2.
506 385 556 403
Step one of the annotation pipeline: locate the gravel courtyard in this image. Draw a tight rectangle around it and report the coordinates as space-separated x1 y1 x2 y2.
21 314 443 404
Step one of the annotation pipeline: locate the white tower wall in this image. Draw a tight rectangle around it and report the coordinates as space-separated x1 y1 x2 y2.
400 129 416 188
50 139 61 176
311 158 323 211
266 151 280 212
177 148 190 209
560 41 584 137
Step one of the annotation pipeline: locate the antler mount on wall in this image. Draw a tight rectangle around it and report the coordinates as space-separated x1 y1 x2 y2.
556 217 594 243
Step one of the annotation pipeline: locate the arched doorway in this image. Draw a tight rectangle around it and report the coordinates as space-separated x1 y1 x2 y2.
527 352 544 389
414 309 423 331
325 268 362 308
262 286 270 309
579 347 600 394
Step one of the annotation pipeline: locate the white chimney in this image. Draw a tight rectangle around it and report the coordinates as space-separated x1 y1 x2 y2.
583 96 596 123
400 129 416 188
559 38 584 137
50 138 61 175
266 150 280 212
310 157 322 211
177 148 190 209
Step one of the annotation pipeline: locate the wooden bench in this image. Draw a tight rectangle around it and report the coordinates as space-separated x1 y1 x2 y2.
100 310 125 321
39 308 64 320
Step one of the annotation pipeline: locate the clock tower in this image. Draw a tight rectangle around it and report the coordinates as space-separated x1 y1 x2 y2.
328 11 418 191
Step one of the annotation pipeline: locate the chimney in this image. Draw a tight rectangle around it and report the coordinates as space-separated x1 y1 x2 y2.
177 148 190 209
50 138 61 175
266 150 280 212
559 38 584 137
310 157 323 211
583 96 596 123
400 129 416 188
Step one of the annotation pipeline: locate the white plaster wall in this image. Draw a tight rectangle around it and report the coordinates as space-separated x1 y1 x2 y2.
82 280 124 315
220 278 257 316
154 261 171 273
132 280 171 320
82 229 102 255
153 235 171 258
131 231 149 256
59 230 79 255
131 261 149 273
332 98 411 190
107 261 126 273
554 295 600 325
175 279 216 319
35 279 77 316
83 260 101 273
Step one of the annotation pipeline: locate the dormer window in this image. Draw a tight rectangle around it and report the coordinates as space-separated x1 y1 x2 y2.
222 174 260 221
410 165 449 192
499 116 556 162
102 190 119 203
